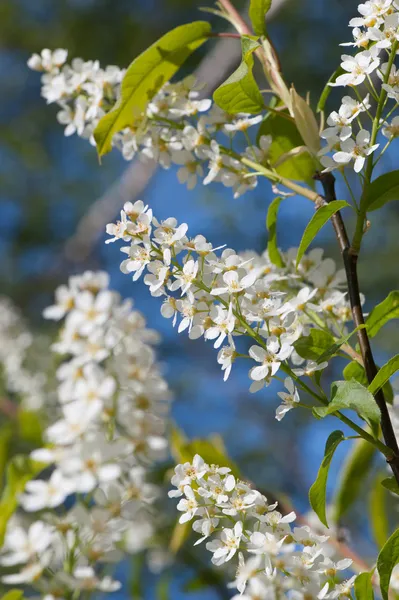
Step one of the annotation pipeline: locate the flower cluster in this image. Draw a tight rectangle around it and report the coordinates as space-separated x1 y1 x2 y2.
320 0 399 173
28 49 269 198
169 455 356 599
0 296 49 411
0 272 171 595
106 200 354 417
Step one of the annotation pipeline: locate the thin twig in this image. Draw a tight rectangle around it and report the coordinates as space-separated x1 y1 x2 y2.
314 171 399 485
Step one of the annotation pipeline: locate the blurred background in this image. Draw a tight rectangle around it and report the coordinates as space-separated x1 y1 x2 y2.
1 0 399 597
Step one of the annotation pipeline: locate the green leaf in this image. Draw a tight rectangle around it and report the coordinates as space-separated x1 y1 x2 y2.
368 354 399 396
0 424 13 485
257 116 317 186
213 36 264 114
266 196 284 267
94 21 211 156
1 591 24 600
362 170 399 212
317 66 344 113
309 430 345 527
249 0 272 36
381 477 399 496
0 455 44 545
367 291 399 338
314 380 381 428
344 360 394 405
169 520 191 554
17 409 43 446
296 201 350 268
316 325 365 364
294 330 335 361
333 438 376 522
354 571 375 600
370 473 389 549
377 527 399 600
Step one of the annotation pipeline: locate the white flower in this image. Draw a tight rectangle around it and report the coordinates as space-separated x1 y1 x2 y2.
0 521 54 566
249 339 292 381
206 521 243 565
224 115 263 133
43 285 75 320
105 209 131 243
28 48 68 71
211 270 258 296
68 566 121 592
333 129 379 173
19 470 74 511
276 377 300 421
382 116 399 138
330 51 380 87
177 485 199 523
292 360 328 377
170 259 199 296
368 12 399 48
204 305 236 349
203 140 225 185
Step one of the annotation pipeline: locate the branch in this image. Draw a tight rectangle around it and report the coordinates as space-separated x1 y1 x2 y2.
314 171 399 485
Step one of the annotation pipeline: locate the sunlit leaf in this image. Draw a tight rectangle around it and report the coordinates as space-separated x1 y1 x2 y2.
94 21 211 156
266 196 284 267
309 430 345 527
354 571 375 600
344 360 393 405
296 201 350 268
0 455 44 545
257 116 317 185
368 354 399 397
377 526 399 600
362 170 399 212
213 36 264 114
314 380 381 428
294 330 335 361
367 291 399 338
248 0 272 36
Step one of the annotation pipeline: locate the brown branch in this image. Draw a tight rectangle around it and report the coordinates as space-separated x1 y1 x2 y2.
314 171 399 485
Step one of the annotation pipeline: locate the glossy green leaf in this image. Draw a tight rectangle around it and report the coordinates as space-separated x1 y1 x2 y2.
367 291 399 338
296 201 350 268
213 36 264 114
266 196 284 267
362 170 399 212
1 591 24 600
381 477 399 496
314 380 381 428
377 527 399 600
317 66 344 113
94 21 211 156
249 0 272 36
0 455 44 545
354 571 375 600
294 330 335 361
344 360 394 405
333 438 375 522
258 116 317 185
370 473 389 549
309 430 345 527
368 354 399 396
